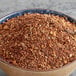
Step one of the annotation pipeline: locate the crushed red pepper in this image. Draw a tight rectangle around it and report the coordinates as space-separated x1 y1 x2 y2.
0 13 76 71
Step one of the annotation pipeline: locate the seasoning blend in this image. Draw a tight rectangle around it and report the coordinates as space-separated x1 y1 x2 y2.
0 12 76 76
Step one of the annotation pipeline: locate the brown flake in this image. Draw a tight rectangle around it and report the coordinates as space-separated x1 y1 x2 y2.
0 13 76 71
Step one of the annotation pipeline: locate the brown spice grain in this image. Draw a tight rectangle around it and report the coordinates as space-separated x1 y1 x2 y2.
0 13 76 71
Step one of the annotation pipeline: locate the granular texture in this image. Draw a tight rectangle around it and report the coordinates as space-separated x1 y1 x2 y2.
0 13 76 71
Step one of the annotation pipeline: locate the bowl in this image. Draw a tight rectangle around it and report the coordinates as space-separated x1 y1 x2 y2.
0 9 76 76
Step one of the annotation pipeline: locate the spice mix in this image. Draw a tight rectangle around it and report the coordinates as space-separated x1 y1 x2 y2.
0 13 76 71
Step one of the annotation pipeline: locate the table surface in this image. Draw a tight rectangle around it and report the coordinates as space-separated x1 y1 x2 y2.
0 0 76 76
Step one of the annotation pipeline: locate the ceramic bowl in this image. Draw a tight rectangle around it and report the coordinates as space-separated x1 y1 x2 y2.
0 9 76 76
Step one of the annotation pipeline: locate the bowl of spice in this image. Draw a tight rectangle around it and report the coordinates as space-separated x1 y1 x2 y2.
0 9 76 76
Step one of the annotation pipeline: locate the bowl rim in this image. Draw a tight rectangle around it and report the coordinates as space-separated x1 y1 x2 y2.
0 8 76 72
